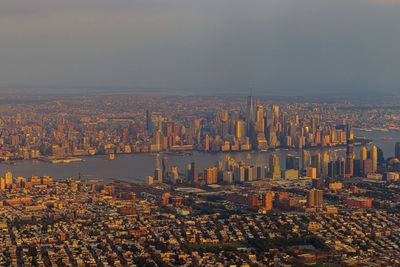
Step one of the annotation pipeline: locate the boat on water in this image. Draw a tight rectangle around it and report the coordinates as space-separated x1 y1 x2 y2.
382 137 393 141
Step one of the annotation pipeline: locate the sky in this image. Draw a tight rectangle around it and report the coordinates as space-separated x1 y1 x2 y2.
0 0 400 96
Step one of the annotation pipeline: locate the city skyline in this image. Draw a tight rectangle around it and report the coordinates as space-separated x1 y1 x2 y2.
1 1 400 265
0 94 397 265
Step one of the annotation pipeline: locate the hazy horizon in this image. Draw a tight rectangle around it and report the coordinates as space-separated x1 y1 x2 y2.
1 0 400 96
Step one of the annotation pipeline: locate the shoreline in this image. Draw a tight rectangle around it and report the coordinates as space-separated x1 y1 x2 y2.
0 139 372 164
354 128 400 132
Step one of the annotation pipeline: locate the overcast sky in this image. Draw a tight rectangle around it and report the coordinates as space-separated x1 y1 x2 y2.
0 0 399 95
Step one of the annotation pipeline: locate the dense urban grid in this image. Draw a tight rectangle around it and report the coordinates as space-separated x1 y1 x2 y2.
0 94 400 266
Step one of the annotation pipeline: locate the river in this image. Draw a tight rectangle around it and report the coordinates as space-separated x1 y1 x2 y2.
0 130 398 182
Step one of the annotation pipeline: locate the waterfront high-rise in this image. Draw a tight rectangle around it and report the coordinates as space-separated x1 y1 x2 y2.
204 134 210 151
204 167 218 184
302 150 311 170
269 154 281 179
396 142 400 160
162 157 169 181
186 163 192 179
154 168 162 183
5 171 12 186
0 178 5 190
286 154 300 170
190 162 199 183
171 166 179 181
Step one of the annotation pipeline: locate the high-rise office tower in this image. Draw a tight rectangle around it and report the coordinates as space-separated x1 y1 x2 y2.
269 154 281 179
190 162 199 183
353 159 362 177
247 94 255 123
328 161 336 179
306 167 317 178
155 130 162 151
362 158 373 175
265 109 274 127
163 121 174 137
204 134 210 151
243 166 251 182
316 189 323 206
346 125 354 158
0 178 5 191
223 171 233 184
377 147 384 165
338 157 346 177
5 171 12 186
186 163 192 179
298 134 305 149
311 153 321 178
307 189 315 208
312 115 319 134
360 146 368 160
302 150 311 170
146 110 153 132
171 166 179 181
235 165 246 182
162 157 169 181
236 120 247 140
215 160 223 171
273 105 279 124
255 105 264 133
321 152 329 178
286 154 300 170
360 146 367 174
255 165 265 179
204 167 218 184
371 145 377 172
267 127 279 148
154 168 162 183
345 125 354 177
219 110 228 121
155 153 161 170
395 142 400 159
345 158 354 178
308 189 323 208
